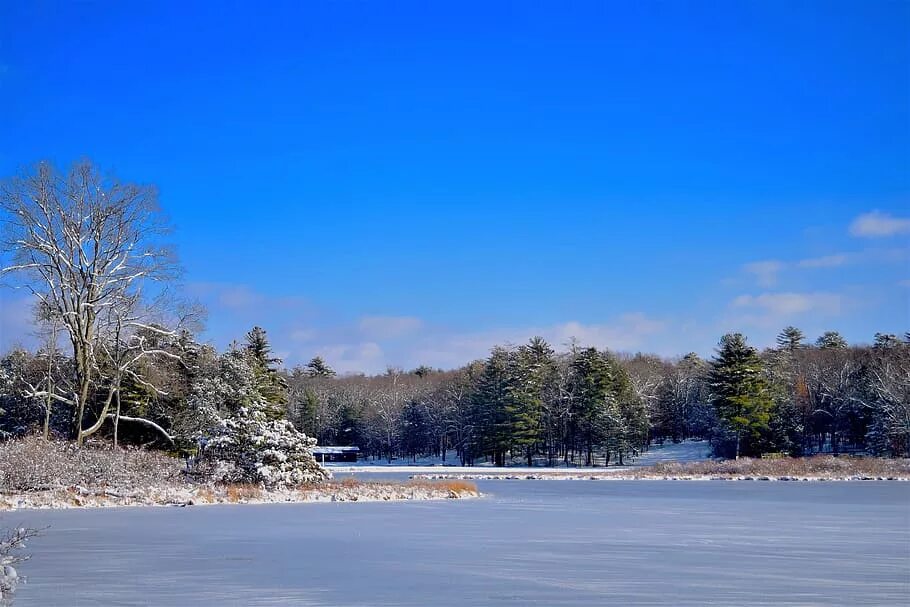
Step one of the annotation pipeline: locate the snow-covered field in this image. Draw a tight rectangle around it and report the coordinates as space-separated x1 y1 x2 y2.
327 439 712 475
8 480 909 606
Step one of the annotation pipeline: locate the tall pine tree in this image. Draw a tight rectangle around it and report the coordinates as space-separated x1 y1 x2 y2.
507 337 555 466
708 333 773 458
244 326 287 419
305 356 336 378
776 326 805 352
472 347 515 466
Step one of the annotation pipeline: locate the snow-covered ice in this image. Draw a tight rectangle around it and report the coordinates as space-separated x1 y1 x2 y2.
7 480 908 606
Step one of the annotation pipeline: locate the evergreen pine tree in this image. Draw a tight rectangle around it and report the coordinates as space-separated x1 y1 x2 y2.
305 356 336 378
708 333 773 458
569 348 617 466
507 337 555 466
472 347 514 466
301 388 320 437
412 365 434 378
244 326 288 418
776 326 805 352
873 333 900 349
246 327 279 366
816 331 847 349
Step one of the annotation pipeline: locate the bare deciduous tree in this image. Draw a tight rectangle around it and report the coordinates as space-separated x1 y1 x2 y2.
1 160 179 445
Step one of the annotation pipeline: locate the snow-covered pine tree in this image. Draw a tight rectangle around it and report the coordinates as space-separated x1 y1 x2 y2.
201 405 329 488
182 346 328 488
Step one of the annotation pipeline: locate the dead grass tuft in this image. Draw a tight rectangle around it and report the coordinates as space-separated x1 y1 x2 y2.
225 483 261 502
407 479 479 494
194 486 216 503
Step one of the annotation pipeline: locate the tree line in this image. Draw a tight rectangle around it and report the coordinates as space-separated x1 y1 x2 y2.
1 161 907 465
284 327 910 464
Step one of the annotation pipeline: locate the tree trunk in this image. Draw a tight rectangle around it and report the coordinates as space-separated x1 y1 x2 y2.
73 327 95 446
79 381 117 444
113 389 121 449
43 386 52 441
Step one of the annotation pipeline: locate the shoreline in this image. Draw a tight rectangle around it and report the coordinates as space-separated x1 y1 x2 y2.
0 479 480 512
412 472 910 482
349 454 910 483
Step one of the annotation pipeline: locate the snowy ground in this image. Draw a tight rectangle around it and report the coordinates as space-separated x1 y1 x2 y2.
326 439 712 475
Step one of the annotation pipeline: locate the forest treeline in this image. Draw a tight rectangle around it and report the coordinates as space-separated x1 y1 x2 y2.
288 328 910 463
3 324 908 464
1 161 908 466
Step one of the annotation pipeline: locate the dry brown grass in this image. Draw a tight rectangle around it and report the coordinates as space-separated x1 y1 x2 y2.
225 483 261 502
193 486 216 503
646 456 910 479
408 479 478 494
318 478 479 496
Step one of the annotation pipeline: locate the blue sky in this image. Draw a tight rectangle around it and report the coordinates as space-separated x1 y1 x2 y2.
1 1 908 373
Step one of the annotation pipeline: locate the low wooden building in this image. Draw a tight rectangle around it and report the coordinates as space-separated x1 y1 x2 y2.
313 446 360 463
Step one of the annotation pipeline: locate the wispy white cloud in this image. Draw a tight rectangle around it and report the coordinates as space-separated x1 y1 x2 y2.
314 342 385 375
186 284 672 372
218 285 266 310
187 282 311 314
729 291 845 330
743 260 783 287
358 315 424 340
849 211 910 238
407 313 669 371
796 253 849 268
742 246 906 285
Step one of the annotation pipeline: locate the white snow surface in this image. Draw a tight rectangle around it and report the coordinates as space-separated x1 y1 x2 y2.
326 439 712 475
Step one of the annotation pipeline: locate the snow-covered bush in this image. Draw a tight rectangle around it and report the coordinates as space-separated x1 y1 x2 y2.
0 436 182 492
177 341 329 489
0 526 37 606
195 406 330 488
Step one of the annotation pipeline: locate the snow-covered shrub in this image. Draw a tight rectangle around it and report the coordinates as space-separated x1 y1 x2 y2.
0 526 37 606
195 406 330 488
0 436 182 492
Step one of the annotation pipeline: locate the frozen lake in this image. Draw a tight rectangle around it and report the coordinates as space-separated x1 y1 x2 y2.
6 480 909 606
